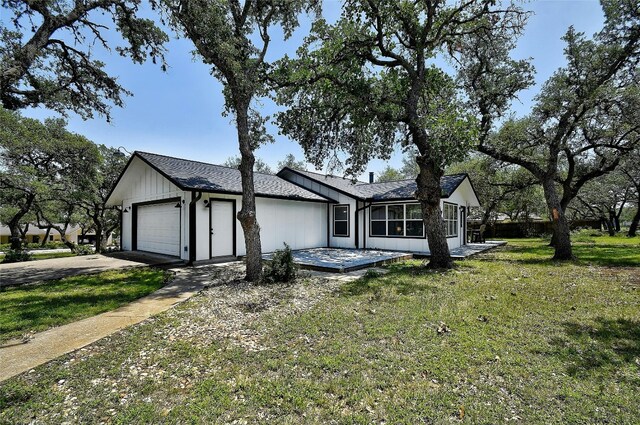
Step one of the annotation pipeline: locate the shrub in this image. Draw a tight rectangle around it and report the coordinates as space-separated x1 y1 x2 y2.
263 243 297 284
75 244 94 256
2 249 32 263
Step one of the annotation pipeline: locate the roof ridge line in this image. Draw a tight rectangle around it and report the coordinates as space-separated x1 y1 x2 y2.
135 151 277 177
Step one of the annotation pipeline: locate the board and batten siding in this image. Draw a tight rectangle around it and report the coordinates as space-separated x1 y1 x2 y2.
280 171 358 249
195 194 328 261
117 157 188 260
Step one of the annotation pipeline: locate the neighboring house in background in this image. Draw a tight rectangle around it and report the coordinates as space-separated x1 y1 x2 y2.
106 151 480 263
0 225 112 246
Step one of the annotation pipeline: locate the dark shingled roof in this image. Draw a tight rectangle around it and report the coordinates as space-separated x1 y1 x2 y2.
135 152 329 202
281 168 468 201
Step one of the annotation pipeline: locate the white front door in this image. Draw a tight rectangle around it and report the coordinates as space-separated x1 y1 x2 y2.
211 201 234 257
136 202 181 256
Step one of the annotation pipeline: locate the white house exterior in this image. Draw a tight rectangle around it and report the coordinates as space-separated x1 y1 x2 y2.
106 151 480 263
278 168 480 254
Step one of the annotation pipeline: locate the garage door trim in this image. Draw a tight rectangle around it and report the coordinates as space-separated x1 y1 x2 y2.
132 197 182 254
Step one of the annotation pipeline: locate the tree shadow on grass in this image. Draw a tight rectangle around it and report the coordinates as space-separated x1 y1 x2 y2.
0 272 164 341
484 243 640 267
550 318 640 379
340 263 441 297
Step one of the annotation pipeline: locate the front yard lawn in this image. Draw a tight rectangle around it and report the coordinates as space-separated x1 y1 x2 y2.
0 239 638 423
0 269 169 343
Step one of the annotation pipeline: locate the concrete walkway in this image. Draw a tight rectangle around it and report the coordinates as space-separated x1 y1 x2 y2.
0 252 184 287
0 267 207 382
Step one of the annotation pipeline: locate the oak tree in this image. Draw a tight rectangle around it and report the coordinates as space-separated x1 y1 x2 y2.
276 0 528 268
1 0 167 120
162 0 319 280
469 0 640 259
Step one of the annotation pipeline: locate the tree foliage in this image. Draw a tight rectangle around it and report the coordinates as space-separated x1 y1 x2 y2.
376 165 405 183
162 0 319 280
77 145 129 252
276 0 529 268
447 155 543 225
470 0 640 259
223 155 273 174
277 153 307 171
0 108 99 250
0 0 168 120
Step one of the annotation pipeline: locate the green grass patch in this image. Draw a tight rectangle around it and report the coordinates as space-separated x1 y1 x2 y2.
498 235 640 267
0 269 169 343
0 240 638 423
0 251 76 262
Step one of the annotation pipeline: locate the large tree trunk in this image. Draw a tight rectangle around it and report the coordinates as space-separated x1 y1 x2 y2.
542 179 573 260
6 193 35 250
606 209 616 236
235 102 263 281
415 156 453 269
94 222 104 253
628 206 640 237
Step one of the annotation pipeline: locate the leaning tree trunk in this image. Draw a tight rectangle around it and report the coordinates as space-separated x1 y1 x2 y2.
415 157 453 269
41 227 51 247
542 179 573 260
235 102 263 281
628 206 640 237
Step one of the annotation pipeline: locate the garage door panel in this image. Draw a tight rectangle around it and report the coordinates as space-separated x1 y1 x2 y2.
137 203 180 256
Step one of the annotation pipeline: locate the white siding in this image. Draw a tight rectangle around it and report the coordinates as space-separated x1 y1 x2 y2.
195 194 327 259
282 172 358 249
115 157 188 260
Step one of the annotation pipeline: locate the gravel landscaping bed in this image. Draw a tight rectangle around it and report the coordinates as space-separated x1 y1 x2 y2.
1 264 348 423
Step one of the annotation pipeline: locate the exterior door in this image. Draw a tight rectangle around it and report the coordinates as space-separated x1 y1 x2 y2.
210 200 234 257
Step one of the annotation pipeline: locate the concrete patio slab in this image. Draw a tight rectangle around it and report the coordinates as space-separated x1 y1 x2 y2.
0 266 207 382
264 248 412 273
449 240 507 258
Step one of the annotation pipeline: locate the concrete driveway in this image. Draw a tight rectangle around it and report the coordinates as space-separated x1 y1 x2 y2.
0 252 185 287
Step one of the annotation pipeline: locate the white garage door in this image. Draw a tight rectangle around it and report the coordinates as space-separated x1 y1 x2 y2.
136 202 181 256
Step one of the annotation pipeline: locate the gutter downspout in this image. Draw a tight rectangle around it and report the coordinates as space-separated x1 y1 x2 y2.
117 206 123 251
188 191 202 265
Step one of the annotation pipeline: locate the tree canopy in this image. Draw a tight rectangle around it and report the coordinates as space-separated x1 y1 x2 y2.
162 0 319 280
277 153 307 171
471 0 640 259
0 0 168 120
0 107 99 250
223 156 273 174
276 0 529 268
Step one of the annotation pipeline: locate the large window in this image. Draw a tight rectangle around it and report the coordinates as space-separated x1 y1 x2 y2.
443 203 458 237
333 204 349 237
370 203 424 238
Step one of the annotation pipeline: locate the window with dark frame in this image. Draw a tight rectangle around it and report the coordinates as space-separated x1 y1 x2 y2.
443 203 458 237
333 204 349 237
370 203 424 238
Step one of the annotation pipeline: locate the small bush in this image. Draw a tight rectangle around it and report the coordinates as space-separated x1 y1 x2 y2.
2 250 32 264
263 243 297 284
75 244 94 256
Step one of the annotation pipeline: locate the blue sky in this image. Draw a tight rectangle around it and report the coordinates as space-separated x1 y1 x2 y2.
18 0 604 179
